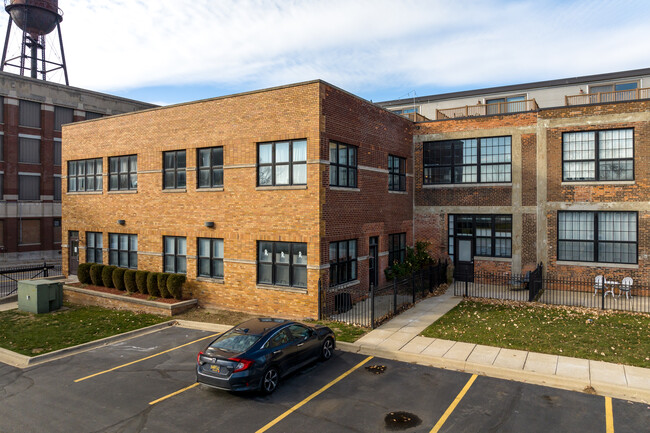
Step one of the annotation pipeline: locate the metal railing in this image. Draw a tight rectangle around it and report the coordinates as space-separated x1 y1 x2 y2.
436 99 539 120
565 88 650 106
0 262 62 298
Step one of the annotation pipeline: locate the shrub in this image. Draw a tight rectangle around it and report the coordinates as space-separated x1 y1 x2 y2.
147 272 160 297
102 265 117 288
167 274 186 300
113 268 127 291
135 271 148 294
385 240 433 281
157 273 171 298
124 270 137 292
77 263 93 284
90 264 105 286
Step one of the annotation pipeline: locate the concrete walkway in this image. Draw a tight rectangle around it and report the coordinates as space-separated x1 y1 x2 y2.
340 285 650 404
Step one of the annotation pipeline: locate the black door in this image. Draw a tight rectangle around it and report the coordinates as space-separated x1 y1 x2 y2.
68 231 79 275
454 237 474 282
368 237 378 289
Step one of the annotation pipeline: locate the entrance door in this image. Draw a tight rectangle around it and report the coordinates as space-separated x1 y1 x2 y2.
368 237 378 289
454 238 474 282
68 231 79 275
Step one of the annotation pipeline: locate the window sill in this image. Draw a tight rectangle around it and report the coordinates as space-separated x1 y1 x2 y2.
329 280 360 291
256 284 308 294
162 189 187 193
256 185 307 190
474 256 512 262
196 277 224 284
196 187 224 192
108 190 137 194
388 190 408 194
561 181 635 186
329 186 360 192
67 191 103 195
423 183 512 189
555 261 639 269
18 243 41 246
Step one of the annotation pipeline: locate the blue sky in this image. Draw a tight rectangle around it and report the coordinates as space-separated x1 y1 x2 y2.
3 0 649 105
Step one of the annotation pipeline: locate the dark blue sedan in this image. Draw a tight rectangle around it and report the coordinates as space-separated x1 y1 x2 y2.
196 318 335 394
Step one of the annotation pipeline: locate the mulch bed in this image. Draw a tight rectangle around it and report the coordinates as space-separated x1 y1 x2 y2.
67 283 185 304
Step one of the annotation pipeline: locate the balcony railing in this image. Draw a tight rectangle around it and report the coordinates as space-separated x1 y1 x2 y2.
565 88 650 106
436 99 539 120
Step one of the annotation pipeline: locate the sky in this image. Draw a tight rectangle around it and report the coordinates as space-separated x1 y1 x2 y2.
1 0 649 106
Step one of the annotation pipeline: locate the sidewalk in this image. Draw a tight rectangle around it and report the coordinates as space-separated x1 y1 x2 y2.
338 285 650 404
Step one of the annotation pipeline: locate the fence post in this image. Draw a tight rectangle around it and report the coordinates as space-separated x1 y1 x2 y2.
601 277 605 310
411 272 416 304
420 269 424 298
370 284 375 329
465 279 468 297
44 261 48 277
393 278 397 315
317 278 321 321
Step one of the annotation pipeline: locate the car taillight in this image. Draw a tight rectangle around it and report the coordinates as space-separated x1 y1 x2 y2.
197 351 204 364
229 358 253 373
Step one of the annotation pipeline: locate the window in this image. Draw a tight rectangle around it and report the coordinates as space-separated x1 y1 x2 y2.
19 100 40 128
388 155 406 191
258 139 307 186
390 107 419 115
163 150 186 189
424 137 511 184
0 220 4 246
54 106 73 131
562 129 633 181
388 233 406 265
0 173 3 200
329 141 357 187
67 158 102 192
329 240 357 286
86 232 102 264
164 236 187 273
19 174 40 200
0 96 4 123
85 111 103 120
0 135 4 161
197 147 223 188
448 215 512 259
19 137 40 164
53 176 61 201
109 155 137 191
53 219 61 243
198 238 224 278
109 233 137 269
20 220 40 244
53 139 61 166
257 241 307 288
558 211 637 264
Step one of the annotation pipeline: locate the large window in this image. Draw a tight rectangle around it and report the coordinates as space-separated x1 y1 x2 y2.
388 155 406 191
109 233 137 269
388 233 406 265
109 155 137 191
424 136 511 184
197 147 223 188
19 136 40 164
19 100 40 128
448 215 512 259
562 129 633 181
19 174 40 200
329 141 357 187
164 236 187 273
53 176 61 201
163 150 186 189
329 240 357 287
258 241 307 288
20 220 40 244
86 232 103 264
558 211 637 264
54 139 61 166
198 238 224 278
68 158 102 192
258 139 307 186
54 106 74 131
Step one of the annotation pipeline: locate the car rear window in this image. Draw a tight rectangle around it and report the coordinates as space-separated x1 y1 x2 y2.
209 331 260 353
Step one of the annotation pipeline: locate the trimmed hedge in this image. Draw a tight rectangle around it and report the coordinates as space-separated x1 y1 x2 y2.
157 273 170 298
146 272 160 297
102 265 117 288
113 268 127 291
167 274 186 300
77 263 93 284
124 270 137 292
90 264 105 286
135 271 148 294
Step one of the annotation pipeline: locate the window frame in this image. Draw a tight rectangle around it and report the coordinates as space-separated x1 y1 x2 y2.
86 231 103 264
329 141 358 188
18 174 40 200
19 100 41 128
448 214 513 260
108 233 137 269
163 150 187 190
109 155 137 191
329 239 357 287
54 106 74 131
388 155 406 191
197 237 224 279
257 241 307 288
388 233 407 265
164 236 187 274
257 139 307 187
197 146 224 189
67 158 103 192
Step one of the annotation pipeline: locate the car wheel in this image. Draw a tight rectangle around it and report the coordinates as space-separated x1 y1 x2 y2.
320 337 334 361
261 367 280 394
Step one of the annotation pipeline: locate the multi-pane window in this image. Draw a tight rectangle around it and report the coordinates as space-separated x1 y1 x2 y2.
164 236 187 273
562 129 633 181
388 233 406 265
448 215 512 259
257 241 307 288
109 155 137 191
19 100 40 128
53 139 61 166
329 240 357 286
163 150 186 189
423 136 511 184
67 158 102 192
197 147 223 188
54 106 73 131
86 232 103 264
258 139 307 186
19 174 40 200
19 137 40 163
109 233 137 269
558 211 637 264
198 238 224 278
388 155 406 191
329 141 357 187
53 176 61 201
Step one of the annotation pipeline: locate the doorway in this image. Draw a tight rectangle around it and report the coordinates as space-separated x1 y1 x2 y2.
68 231 79 275
368 236 378 289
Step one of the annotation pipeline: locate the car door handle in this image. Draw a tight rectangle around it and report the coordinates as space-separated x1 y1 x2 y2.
297 343 304 347
273 350 282 355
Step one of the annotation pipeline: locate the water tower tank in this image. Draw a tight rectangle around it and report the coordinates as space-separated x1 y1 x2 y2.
5 0 62 37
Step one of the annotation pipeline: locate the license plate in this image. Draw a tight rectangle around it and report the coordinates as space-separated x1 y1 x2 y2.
210 365 221 373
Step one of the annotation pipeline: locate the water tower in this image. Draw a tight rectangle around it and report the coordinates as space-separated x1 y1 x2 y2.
0 0 68 85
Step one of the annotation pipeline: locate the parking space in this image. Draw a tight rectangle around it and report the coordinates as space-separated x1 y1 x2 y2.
0 326 647 432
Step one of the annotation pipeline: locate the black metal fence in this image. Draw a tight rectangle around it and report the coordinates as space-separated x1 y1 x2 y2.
0 262 63 298
454 264 650 314
320 262 448 328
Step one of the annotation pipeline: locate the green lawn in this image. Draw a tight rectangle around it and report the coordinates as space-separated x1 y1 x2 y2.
307 320 369 343
421 299 650 368
0 303 169 356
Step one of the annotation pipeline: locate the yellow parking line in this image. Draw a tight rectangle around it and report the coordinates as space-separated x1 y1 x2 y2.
74 333 220 383
255 355 373 433
430 374 478 433
149 382 200 405
605 397 614 433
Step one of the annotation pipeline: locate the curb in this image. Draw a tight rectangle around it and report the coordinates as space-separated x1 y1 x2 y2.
174 320 231 333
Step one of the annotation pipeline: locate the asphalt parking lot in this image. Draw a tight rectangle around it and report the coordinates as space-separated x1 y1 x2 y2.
0 326 647 432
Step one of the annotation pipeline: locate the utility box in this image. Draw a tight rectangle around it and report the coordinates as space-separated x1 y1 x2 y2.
17 279 63 314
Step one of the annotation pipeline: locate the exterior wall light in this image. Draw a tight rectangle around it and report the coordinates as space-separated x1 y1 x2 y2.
117 219 125 225
204 221 214 228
